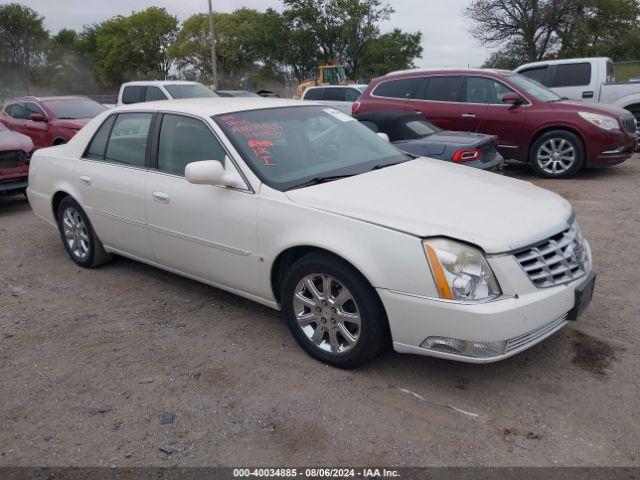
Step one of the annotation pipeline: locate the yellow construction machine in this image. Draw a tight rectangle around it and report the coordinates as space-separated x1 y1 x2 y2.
295 65 349 98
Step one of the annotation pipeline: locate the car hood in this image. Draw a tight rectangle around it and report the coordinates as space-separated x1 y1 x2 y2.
0 129 33 152
285 158 573 253
550 100 630 117
53 118 91 129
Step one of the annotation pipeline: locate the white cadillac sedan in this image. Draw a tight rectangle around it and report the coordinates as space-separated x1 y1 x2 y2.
27 98 596 369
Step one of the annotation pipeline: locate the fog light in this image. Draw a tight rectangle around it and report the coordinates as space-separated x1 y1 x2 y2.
420 336 506 358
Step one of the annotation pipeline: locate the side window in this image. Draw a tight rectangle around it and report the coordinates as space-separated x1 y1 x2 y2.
104 113 153 167
85 115 116 160
303 88 323 100
421 76 463 102
4 104 15 116
323 87 345 101
157 114 226 176
10 103 28 119
465 77 516 104
372 77 422 99
344 88 361 102
520 66 549 85
121 86 145 104
145 86 167 102
553 63 592 87
25 102 46 119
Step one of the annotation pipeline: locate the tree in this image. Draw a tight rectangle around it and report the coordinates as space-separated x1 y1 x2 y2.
0 3 48 94
465 0 577 65
360 29 423 80
92 7 178 86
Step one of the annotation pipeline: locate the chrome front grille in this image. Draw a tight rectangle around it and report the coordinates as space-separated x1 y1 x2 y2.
0 150 26 169
514 222 589 288
620 113 637 135
506 315 568 354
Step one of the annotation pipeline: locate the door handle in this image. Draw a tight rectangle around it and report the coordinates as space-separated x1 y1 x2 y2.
152 191 170 204
79 175 92 186
462 113 476 119
582 91 594 99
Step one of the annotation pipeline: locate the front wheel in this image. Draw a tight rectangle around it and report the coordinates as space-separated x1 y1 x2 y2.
281 253 389 369
56 197 111 267
530 130 585 179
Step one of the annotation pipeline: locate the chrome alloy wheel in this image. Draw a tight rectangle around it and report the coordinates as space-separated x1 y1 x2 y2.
62 207 90 260
293 274 361 355
536 138 576 175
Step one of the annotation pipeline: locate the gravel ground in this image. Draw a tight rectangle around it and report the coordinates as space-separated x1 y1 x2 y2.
1 156 639 467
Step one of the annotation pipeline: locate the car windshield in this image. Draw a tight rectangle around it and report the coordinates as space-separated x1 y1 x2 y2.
165 84 218 99
508 74 562 102
215 106 409 191
43 99 106 119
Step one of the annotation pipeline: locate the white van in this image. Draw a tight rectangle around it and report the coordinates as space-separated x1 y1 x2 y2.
117 81 218 106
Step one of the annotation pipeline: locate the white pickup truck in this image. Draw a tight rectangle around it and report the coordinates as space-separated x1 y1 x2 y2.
515 57 640 121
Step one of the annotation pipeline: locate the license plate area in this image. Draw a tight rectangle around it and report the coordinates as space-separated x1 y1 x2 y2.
568 271 596 321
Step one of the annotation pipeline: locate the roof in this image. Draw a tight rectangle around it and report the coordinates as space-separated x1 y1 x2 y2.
354 110 423 123
516 57 612 71
385 68 513 77
120 80 203 86
115 97 313 116
9 95 90 103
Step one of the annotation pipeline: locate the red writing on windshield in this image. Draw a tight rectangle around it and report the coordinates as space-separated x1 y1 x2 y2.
219 115 282 166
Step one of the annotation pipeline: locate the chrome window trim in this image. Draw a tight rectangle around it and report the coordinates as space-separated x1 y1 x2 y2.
370 73 533 107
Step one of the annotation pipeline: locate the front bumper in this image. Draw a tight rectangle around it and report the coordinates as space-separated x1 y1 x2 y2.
379 273 589 364
0 178 28 195
588 128 637 168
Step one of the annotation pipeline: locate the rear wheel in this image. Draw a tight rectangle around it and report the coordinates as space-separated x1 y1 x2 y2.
281 253 389 369
530 130 584 179
56 197 111 267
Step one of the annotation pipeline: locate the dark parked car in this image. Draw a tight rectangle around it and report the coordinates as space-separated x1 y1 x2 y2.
354 69 637 178
0 96 106 150
355 110 504 172
0 122 33 196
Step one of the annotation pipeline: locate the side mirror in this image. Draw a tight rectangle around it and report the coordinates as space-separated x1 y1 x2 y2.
30 113 46 122
377 132 390 142
185 160 245 189
501 92 523 105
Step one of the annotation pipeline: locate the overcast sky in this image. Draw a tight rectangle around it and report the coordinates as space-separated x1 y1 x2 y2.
11 0 492 68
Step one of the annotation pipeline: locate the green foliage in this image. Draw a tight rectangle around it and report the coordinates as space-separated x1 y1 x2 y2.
0 3 48 93
468 0 640 67
360 29 423 80
92 7 178 86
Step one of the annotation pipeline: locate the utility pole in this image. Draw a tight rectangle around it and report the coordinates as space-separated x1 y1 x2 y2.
207 0 218 90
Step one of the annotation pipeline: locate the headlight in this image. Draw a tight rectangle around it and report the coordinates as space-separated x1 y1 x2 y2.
423 238 501 302
578 111 620 131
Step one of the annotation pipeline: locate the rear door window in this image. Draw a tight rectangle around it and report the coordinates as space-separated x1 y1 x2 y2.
104 113 153 167
122 86 145 104
303 88 323 100
519 66 549 85
145 86 167 102
157 114 226 176
372 77 422 99
552 63 592 87
323 88 345 101
85 115 116 160
421 76 463 102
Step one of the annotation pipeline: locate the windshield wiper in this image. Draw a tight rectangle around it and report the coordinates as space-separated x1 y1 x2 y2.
290 174 354 190
369 161 405 171
549 97 569 102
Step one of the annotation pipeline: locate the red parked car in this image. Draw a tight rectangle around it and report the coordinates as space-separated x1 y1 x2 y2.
0 96 106 150
354 69 638 178
0 122 33 197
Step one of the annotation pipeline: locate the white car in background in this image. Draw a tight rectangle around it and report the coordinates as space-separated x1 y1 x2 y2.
27 98 596 369
117 80 218 106
300 84 368 115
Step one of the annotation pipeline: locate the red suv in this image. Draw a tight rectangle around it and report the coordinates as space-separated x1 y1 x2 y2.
0 96 106 150
355 69 637 178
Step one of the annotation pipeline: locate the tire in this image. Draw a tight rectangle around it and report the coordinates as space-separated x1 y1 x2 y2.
56 197 111 268
281 252 389 369
529 130 585 179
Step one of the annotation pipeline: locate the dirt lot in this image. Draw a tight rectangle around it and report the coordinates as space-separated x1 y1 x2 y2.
1 156 639 467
